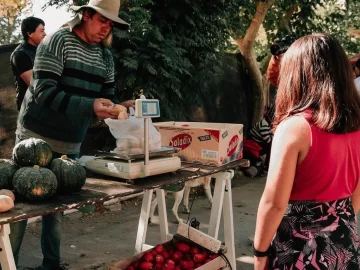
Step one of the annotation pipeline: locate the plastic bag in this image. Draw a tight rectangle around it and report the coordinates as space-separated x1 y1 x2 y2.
104 108 161 155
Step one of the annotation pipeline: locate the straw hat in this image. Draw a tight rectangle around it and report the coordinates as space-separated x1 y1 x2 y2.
71 0 129 27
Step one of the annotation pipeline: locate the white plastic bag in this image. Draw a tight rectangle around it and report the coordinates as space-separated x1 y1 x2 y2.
104 108 161 155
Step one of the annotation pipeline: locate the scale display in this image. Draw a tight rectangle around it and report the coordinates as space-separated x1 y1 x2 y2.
135 99 160 118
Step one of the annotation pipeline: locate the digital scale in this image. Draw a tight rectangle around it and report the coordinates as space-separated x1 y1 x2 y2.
85 96 182 181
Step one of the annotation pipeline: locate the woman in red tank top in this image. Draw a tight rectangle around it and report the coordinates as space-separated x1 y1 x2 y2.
253 33 360 270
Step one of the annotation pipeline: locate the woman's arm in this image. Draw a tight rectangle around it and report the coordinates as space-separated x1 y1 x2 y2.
253 116 311 269
351 179 360 214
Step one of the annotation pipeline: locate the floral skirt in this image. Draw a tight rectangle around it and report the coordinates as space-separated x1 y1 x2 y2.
269 197 360 270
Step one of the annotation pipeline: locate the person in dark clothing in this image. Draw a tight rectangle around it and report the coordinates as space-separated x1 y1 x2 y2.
10 16 46 110
14 0 133 269
244 36 296 176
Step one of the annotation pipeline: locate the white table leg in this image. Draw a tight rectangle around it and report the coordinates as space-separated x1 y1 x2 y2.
0 224 16 270
223 170 236 269
156 189 170 242
208 172 226 239
135 189 153 254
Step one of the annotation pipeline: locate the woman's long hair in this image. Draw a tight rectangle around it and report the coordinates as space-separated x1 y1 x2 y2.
273 33 360 133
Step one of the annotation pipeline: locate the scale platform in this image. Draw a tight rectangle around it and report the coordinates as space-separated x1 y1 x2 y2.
94 146 180 161
85 147 182 181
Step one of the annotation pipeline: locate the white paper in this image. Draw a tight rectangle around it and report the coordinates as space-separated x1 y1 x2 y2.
77 155 96 166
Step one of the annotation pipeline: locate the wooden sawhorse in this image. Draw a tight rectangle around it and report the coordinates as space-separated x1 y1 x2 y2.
0 224 16 270
135 169 236 269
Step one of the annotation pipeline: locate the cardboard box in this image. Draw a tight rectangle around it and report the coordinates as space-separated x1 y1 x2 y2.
154 122 243 166
107 240 174 270
108 226 228 270
108 253 225 270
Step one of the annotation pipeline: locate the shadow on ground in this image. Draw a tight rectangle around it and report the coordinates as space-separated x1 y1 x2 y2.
18 172 267 269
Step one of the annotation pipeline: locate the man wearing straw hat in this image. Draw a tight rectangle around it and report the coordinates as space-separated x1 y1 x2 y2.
14 1 133 269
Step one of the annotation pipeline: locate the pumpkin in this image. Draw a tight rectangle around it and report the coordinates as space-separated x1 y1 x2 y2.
12 138 53 167
13 165 58 201
49 155 86 193
0 195 14 212
0 159 18 189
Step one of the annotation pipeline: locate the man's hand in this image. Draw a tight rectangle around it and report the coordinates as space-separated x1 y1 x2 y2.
111 104 128 119
120 100 135 110
93 98 119 120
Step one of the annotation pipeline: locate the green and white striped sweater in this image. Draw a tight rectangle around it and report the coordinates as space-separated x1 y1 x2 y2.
18 28 118 145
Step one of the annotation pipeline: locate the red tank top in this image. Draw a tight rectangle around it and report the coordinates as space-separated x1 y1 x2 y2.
290 113 360 201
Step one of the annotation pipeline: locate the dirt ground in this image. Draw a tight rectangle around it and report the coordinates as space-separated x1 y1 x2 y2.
16 173 265 270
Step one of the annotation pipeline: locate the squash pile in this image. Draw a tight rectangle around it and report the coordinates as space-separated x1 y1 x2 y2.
0 138 87 208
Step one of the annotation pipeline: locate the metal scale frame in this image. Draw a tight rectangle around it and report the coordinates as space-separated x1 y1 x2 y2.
85 95 182 184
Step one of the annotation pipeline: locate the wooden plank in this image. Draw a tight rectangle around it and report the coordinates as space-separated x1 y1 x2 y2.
0 159 249 225
176 222 222 253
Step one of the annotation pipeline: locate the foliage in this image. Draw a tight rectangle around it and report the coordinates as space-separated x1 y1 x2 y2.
111 0 243 120
43 0 360 122
44 0 242 120
0 0 31 45
311 0 360 55
42 0 87 10
249 0 360 70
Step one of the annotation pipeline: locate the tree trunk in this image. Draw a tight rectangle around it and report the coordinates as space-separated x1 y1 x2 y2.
279 4 298 30
235 0 275 125
260 4 298 107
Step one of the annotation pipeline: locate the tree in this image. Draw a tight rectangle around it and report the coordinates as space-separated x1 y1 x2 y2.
231 1 275 124
42 0 87 9
42 0 360 123
0 0 32 45
45 0 242 120
229 0 360 123
112 0 241 120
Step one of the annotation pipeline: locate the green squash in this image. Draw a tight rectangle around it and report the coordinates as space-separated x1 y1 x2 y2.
12 138 53 167
50 155 86 193
0 159 18 189
13 165 58 201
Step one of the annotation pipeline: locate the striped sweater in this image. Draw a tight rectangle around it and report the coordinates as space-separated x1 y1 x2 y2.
18 28 118 143
248 118 273 144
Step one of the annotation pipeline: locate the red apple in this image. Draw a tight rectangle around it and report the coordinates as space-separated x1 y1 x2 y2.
190 246 200 254
155 244 165 254
141 251 154 262
193 253 207 263
175 242 191 253
155 254 165 264
139 261 153 269
172 250 183 262
162 251 170 260
180 260 195 269
165 259 175 266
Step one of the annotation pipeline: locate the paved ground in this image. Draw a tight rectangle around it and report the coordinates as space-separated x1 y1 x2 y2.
17 173 266 269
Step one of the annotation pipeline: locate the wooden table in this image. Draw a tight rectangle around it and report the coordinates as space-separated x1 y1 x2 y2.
0 159 249 269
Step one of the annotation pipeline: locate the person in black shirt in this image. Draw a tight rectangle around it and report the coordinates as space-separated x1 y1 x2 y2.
10 16 46 110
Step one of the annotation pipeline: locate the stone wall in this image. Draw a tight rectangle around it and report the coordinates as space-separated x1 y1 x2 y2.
0 44 18 159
